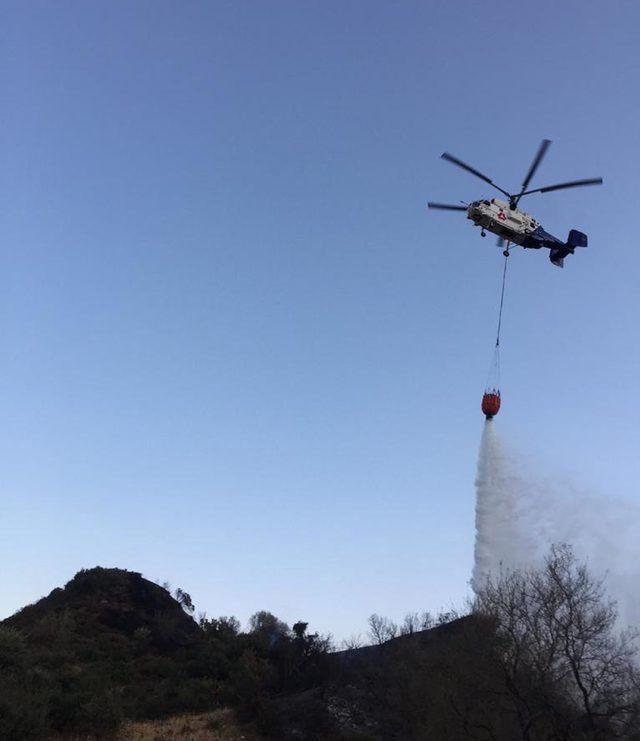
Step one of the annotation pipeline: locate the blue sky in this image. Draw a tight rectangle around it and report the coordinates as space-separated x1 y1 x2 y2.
2 0 639 639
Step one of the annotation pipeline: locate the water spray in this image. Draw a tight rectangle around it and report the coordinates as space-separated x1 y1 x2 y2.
472 423 640 627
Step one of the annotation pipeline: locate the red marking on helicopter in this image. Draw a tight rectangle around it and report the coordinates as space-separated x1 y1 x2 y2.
498 211 506 221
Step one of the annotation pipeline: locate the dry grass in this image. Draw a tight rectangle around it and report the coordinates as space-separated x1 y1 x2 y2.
117 709 261 740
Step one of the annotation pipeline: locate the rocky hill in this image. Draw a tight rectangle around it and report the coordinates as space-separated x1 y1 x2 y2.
5 566 199 653
0 567 483 739
1 568 215 738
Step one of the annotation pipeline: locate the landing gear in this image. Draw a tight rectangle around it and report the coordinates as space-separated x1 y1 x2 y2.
481 229 486 237
503 250 510 257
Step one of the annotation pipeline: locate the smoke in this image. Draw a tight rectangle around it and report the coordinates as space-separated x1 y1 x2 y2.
472 421 640 627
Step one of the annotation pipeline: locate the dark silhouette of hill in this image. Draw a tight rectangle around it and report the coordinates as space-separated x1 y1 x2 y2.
5 566 199 653
333 614 474 667
0 567 490 739
5 552 633 740
0 568 214 738
269 617 481 739
0 567 340 739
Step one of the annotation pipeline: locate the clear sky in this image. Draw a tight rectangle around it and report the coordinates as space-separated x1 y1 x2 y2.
2 0 639 640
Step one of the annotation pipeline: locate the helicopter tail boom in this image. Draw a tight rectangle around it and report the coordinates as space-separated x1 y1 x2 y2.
549 230 588 268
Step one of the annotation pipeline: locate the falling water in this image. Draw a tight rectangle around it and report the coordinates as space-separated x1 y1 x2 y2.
472 420 532 591
472 421 640 627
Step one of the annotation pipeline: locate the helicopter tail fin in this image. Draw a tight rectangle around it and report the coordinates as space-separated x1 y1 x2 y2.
549 230 588 267
567 229 588 249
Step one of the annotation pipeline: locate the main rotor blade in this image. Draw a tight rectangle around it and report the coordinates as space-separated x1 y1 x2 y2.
520 139 551 193
427 202 467 211
440 153 511 198
520 178 603 196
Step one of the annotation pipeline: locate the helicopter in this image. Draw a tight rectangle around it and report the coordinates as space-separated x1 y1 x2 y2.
427 140 603 267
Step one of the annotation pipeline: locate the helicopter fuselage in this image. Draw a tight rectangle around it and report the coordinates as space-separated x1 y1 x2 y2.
467 198 562 250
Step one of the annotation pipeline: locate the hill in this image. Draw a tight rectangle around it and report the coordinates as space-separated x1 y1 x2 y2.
1 568 218 738
5 566 199 650
0 567 347 739
0 567 496 739
5 553 633 740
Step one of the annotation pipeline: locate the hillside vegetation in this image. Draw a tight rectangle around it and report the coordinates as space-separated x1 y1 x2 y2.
2 547 640 740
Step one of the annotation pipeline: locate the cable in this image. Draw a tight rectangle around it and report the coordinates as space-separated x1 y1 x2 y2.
495 251 509 347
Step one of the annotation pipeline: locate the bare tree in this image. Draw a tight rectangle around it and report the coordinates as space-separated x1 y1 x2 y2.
400 611 420 636
475 544 640 739
398 610 436 636
419 610 434 630
341 633 364 650
436 607 460 625
368 613 397 645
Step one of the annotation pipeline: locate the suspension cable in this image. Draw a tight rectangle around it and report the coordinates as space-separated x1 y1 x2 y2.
495 251 509 347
